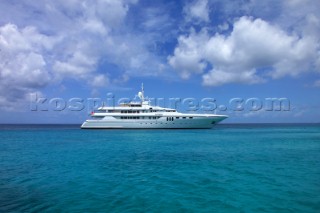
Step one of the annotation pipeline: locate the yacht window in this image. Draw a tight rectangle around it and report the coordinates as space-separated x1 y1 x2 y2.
93 116 104 119
176 117 179 119
183 117 186 119
190 117 193 119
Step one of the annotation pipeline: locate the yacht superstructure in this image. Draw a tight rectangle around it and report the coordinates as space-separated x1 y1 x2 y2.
81 84 228 129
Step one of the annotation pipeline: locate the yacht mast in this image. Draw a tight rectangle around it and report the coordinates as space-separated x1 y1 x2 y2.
141 83 144 97
138 83 145 102
141 83 144 100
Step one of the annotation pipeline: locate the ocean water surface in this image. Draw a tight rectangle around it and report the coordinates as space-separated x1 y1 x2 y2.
0 124 319 212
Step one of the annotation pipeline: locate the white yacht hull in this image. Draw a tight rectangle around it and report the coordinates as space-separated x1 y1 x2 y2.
81 116 226 129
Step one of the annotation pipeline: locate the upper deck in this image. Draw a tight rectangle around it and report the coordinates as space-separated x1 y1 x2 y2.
93 104 177 113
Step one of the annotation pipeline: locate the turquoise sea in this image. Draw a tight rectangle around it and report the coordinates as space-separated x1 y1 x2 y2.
0 124 319 213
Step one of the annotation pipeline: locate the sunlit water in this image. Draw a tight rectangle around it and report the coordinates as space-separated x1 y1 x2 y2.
1 124 319 212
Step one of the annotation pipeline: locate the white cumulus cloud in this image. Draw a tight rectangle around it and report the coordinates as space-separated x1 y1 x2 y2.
169 16 320 86
90 74 110 87
168 29 208 79
0 23 57 110
184 0 210 23
0 0 169 110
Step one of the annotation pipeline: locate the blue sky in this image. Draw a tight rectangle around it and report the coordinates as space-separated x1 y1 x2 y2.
0 0 319 124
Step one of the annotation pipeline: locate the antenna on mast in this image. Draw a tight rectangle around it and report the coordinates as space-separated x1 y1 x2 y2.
138 83 145 102
141 83 144 96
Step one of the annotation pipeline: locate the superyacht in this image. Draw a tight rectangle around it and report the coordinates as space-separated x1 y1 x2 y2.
81 84 228 129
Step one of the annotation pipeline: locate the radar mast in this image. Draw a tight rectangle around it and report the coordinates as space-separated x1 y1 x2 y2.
142 83 144 100
138 83 145 102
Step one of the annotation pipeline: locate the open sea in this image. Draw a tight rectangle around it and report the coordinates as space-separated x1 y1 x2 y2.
0 124 319 213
